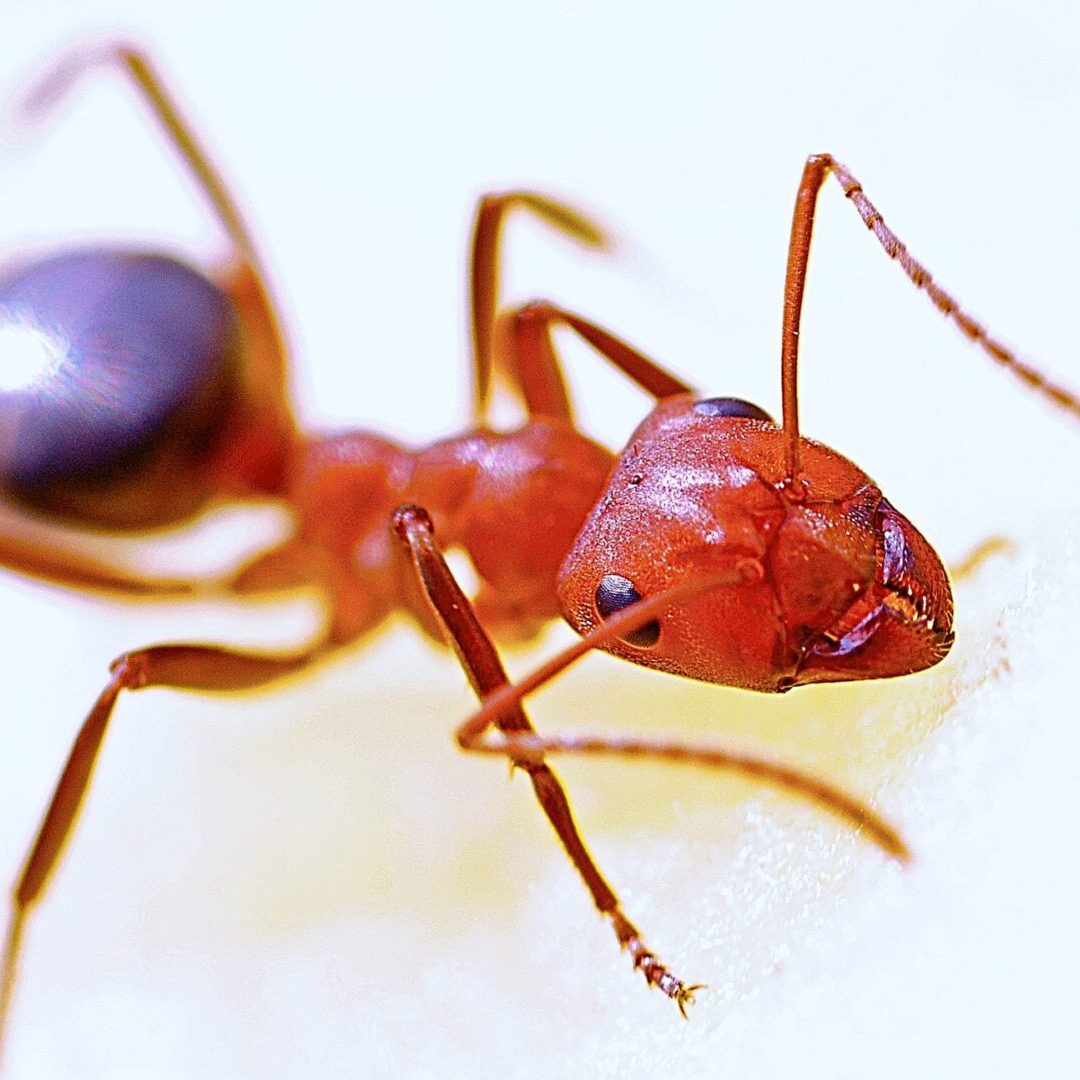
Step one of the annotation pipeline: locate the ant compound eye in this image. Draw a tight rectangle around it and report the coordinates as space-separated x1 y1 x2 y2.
693 397 774 423
594 574 661 648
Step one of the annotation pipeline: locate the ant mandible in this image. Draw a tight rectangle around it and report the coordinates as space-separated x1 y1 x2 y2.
1 42 1077 1047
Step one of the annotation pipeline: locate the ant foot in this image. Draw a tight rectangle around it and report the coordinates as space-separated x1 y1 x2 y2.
673 981 706 1019
611 913 704 1018
651 968 705 1019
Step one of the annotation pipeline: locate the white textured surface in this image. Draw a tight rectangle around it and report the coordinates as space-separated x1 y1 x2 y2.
1 2 1079 1077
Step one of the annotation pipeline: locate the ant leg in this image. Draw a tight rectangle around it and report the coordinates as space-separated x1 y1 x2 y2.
780 153 1080 483
393 504 704 1015
395 505 905 855
469 192 609 423
8 43 295 450
453 585 908 860
394 505 907 1016
11 41 258 264
0 638 329 1051
501 301 693 420
950 536 1014 582
0 530 200 596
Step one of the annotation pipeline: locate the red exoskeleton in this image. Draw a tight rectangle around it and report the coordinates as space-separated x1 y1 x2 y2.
1 42 1077 1046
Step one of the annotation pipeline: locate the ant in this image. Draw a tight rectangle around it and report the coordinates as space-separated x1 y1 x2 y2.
1 41 1078 1050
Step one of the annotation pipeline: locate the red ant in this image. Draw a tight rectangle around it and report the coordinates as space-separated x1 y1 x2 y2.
1 41 1078 1048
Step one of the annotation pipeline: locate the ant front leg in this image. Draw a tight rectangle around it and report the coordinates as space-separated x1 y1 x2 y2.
393 504 704 1015
0 638 331 1053
949 536 1014 582
393 505 907 1016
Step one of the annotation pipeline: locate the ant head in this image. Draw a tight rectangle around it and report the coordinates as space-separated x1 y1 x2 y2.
556 396 954 692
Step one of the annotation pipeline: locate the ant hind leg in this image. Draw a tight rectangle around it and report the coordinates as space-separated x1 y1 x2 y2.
10 41 258 263
0 637 331 1054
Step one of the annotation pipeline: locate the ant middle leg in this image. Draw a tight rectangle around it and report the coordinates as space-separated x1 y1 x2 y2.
471 193 685 424
0 528 200 596
469 192 611 424
500 300 693 420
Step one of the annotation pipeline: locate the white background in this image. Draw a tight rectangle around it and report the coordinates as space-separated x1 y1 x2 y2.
0 2 1078 1077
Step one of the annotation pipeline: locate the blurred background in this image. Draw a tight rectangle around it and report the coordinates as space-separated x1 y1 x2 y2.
0 1 1078 1076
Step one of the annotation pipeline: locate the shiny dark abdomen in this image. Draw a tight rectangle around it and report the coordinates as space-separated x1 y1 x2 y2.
0 249 242 527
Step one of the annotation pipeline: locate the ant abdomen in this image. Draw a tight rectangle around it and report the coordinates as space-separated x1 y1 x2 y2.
0 249 242 528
